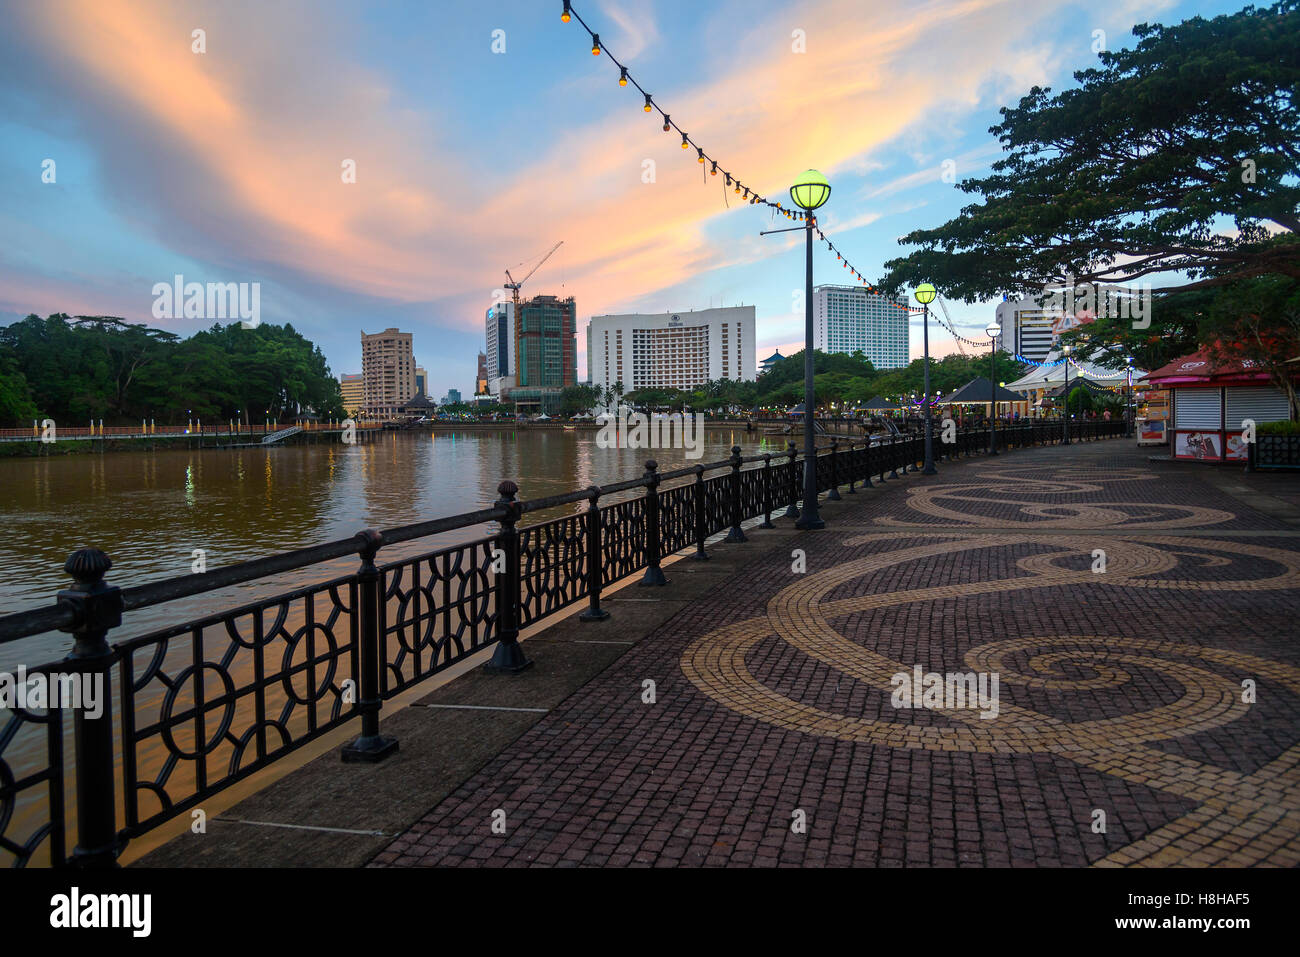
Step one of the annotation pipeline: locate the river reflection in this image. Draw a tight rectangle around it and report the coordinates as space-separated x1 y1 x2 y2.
0 429 786 662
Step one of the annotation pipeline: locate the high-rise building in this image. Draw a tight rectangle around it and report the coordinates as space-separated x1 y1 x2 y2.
475 352 488 394
812 286 909 369
441 388 462 406
415 366 427 397
339 373 364 416
587 306 757 392
484 301 515 394
515 295 577 389
361 327 416 417
994 295 1061 363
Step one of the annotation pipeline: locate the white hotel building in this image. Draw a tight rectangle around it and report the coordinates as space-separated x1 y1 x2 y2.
586 306 756 390
993 295 1061 363
812 285 909 369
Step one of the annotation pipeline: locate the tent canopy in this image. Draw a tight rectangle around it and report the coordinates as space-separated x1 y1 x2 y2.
1004 347 1142 393
1042 377 1112 399
858 396 898 410
943 377 1022 404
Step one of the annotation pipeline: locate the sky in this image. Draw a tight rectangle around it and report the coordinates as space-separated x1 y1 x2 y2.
0 0 1246 400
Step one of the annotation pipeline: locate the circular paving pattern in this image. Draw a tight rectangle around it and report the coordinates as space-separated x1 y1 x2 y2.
681 475 1300 865
875 465 1239 529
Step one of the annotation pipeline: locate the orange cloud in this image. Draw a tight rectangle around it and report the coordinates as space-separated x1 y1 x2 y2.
12 0 1094 339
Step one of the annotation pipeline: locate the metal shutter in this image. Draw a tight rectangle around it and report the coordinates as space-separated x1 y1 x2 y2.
1174 388 1222 429
1225 386 1290 428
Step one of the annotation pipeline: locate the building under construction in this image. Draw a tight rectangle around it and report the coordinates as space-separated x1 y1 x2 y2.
509 294 577 413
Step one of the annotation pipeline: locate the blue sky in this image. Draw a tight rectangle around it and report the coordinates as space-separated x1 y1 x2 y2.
0 0 1246 398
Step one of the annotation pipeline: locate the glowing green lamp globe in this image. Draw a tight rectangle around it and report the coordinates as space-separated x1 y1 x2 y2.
789 169 831 210
914 282 936 304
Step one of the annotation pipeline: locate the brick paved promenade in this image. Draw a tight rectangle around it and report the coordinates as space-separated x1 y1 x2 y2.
369 442 1300 868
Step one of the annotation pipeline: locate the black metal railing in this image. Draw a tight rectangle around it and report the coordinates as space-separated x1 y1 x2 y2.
0 419 1128 867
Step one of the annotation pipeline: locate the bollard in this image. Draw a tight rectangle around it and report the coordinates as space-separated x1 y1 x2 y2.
578 485 610 620
783 441 800 520
690 465 710 560
342 528 399 760
640 461 669 586
59 547 124 867
483 481 533 673
760 453 776 527
826 438 842 501
725 446 747 543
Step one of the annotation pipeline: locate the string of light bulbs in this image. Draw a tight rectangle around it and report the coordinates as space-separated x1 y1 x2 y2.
559 1 913 317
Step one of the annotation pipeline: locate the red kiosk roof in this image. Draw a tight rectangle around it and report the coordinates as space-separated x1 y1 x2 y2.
1142 349 1275 387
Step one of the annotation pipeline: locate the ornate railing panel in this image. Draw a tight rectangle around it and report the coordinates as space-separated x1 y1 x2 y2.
117 574 359 838
520 514 588 628
0 665 66 868
379 538 499 695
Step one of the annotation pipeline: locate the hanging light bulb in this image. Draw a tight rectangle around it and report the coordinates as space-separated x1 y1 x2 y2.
643 94 653 113
697 148 705 163
734 182 742 194
619 67 628 86
681 134 689 149
725 174 732 188
591 34 601 55
562 1 571 23
663 114 670 132
710 161 718 176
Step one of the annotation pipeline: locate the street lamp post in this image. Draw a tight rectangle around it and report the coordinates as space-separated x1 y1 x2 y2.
1124 355 1134 438
789 169 832 530
986 321 1001 455
1061 344 1072 445
915 283 938 473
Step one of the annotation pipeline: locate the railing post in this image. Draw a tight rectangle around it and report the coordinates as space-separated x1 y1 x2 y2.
826 438 842 501
863 439 875 486
691 465 710 560
760 453 776 527
725 445 747 543
640 461 669 586
889 435 901 479
579 485 610 620
783 441 800 519
484 480 533 673
846 442 858 494
59 547 124 868
342 528 399 761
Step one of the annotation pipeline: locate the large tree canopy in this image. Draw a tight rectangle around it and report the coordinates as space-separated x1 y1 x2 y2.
882 1 1299 301
0 314 345 425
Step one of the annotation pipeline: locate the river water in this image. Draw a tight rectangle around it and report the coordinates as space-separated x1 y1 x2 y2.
0 428 789 665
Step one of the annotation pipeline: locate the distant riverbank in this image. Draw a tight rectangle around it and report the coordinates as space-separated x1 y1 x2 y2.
0 427 378 457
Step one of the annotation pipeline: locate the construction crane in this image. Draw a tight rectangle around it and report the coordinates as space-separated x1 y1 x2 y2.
503 241 563 402
505 241 563 315
935 295 968 357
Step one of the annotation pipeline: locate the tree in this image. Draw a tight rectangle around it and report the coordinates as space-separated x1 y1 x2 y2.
883 2 1299 301
560 384 602 415
881 2 1300 400
0 315 346 425
0 350 37 423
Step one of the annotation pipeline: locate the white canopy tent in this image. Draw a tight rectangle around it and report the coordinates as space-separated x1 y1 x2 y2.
1003 348 1143 394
